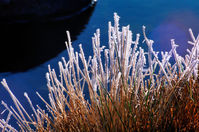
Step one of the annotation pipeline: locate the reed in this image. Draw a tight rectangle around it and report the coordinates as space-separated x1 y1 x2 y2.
0 13 199 131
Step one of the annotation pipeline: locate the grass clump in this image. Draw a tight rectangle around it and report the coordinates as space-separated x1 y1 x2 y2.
0 13 199 131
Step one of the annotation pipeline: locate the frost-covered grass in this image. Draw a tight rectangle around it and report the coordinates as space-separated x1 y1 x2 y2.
0 13 199 131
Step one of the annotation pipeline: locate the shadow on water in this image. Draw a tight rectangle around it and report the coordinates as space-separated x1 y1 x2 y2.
0 4 95 73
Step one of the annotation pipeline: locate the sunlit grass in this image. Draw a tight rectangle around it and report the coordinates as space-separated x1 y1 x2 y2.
0 13 199 131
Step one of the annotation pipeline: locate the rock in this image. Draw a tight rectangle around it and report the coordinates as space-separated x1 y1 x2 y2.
0 0 10 5
0 0 94 23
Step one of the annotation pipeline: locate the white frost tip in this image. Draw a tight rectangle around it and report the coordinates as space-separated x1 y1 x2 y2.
92 0 97 4
114 12 120 19
58 61 62 66
1 78 6 83
66 31 70 35
24 92 28 97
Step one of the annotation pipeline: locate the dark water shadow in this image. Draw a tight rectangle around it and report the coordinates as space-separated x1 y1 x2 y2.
0 5 95 73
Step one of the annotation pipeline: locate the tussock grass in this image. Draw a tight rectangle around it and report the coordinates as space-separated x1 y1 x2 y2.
0 13 199 131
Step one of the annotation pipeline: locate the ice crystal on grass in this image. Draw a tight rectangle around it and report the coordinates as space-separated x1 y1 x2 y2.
1 13 199 131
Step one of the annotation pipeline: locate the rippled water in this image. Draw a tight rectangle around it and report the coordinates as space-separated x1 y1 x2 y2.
1 0 199 127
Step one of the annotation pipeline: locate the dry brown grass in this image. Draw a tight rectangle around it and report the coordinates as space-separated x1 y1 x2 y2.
0 13 199 131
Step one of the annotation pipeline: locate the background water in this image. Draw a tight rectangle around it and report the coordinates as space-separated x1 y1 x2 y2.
1 0 199 127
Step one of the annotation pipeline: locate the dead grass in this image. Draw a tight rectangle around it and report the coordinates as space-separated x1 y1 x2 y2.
0 13 199 132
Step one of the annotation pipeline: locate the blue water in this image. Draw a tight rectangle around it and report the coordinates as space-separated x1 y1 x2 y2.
1 0 199 127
